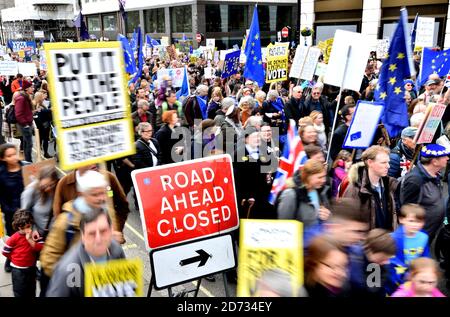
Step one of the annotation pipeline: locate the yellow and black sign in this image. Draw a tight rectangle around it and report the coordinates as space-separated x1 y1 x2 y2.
237 219 303 297
265 42 289 83
84 258 144 297
44 42 135 170
0 209 4 238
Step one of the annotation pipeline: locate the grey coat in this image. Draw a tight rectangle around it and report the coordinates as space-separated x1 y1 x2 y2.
46 240 125 297
277 185 330 228
21 180 53 236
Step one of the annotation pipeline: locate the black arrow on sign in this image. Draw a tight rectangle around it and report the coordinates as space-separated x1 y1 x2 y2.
179 249 211 267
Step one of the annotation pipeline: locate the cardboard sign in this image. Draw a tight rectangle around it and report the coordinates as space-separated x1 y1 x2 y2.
266 42 289 83
0 209 4 238
131 155 239 251
343 101 385 149
18 62 37 76
415 17 435 48
221 50 240 79
289 46 308 79
416 103 446 144
8 40 37 54
157 68 185 87
314 62 327 77
22 159 57 187
325 30 371 92
84 258 144 297
237 219 303 297
376 39 390 59
0 61 18 75
44 42 135 170
160 36 169 47
34 31 45 39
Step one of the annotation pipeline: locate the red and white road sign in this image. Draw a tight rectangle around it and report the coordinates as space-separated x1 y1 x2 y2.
196 33 202 43
281 27 289 38
131 155 239 250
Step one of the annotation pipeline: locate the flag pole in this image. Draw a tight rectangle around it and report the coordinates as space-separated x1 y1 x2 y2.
326 45 351 164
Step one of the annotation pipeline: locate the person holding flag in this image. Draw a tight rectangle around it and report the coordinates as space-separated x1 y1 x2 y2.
375 8 416 138
243 5 265 88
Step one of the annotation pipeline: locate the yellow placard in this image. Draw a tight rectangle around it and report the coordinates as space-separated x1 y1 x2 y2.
18 50 25 58
84 258 144 297
44 42 135 170
265 42 289 83
0 209 5 238
237 219 303 297
317 38 334 64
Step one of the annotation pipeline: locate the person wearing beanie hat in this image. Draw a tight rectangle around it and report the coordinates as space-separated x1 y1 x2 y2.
400 143 450 242
40 170 114 279
13 79 34 162
388 126 418 178
403 79 417 99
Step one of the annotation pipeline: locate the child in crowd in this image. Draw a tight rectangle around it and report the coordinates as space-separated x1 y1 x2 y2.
390 204 430 290
331 150 352 197
2 209 44 297
392 258 445 297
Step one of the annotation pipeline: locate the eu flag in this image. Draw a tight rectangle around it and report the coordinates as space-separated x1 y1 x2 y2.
176 66 190 102
130 27 144 85
243 5 265 87
222 50 240 79
375 8 415 138
418 47 450 86
117 34 136 75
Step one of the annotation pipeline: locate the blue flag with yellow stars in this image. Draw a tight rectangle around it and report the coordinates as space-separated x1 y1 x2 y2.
222 50 240 79
243 5 265 87
418 47 450 86
375 8 416 138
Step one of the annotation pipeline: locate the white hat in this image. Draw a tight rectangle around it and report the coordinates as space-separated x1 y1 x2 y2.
225 105 235 116
76 170 108 193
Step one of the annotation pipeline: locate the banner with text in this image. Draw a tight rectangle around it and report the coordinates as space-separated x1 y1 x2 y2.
265 42 289 83
44 42 135 170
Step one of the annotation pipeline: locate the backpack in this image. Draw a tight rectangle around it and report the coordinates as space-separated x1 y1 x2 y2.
274 187 303 219
5 104 16 124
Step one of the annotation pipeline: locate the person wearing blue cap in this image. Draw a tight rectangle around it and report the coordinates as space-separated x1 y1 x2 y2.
403 79 417 100
400 144 450 242
388 127 417 179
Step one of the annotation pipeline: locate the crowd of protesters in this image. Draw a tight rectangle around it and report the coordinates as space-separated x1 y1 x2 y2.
0 41 450 298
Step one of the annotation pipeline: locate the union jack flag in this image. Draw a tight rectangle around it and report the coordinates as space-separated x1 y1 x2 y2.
268 120 306 205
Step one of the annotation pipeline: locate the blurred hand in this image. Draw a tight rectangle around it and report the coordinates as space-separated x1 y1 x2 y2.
318 206 331 221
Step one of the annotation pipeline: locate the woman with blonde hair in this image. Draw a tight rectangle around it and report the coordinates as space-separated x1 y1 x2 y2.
310 111 327 151
207 86 223 119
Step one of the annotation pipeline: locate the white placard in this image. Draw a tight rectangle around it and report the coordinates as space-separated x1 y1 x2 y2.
314 62 327 77
0 61 18 75
18 62 37 76
157 67 185 87
289 46 308 79
343 101 384 149
34 31 45 39
301 47 321 81
324 30 371 92
376 39 389 59
160 36 169 47
206 38 215 49
415 17 435 48
204 66 215 79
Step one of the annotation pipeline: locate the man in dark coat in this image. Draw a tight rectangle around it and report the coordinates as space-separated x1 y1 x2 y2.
284 86 304 126
329 105 355 161
302 85 333 135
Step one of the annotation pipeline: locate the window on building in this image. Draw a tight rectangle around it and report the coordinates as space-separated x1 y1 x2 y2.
103 15 116 31
257 5 271 32
126 11 140 34
87 16 101 32
228 5 248 32
171 6 192 33
205 4 223 33
144 8 165 33
276 6 292 31
315 24 357 43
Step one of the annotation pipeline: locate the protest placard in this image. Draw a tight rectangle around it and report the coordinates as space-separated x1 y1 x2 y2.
18 62 37 76
0 208 4 238
265 42 289 83
221 50 240 79
0 61 18 75
204 66 215 79
206 38 215 49
324 30 371 91
343 101 385 149
289 46 307 79
416 103 446 144
415 17 435 48
160 36 169 47
85 258 144 297
157 68 185 87
300 47 321 81
237 219 303 297
44 42 135 170
314 62 327 77
376 39 390 59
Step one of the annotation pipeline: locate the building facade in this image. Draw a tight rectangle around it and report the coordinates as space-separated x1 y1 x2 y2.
0 0 77 42
72 0 450 49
